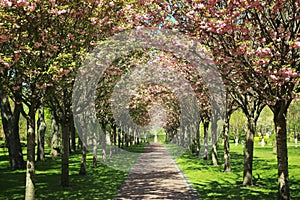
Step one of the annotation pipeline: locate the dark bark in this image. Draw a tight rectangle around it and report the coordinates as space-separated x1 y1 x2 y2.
69 116 76 153
0 94 25 170
118 127 121 149
270 101 291 200
125 132 129 147
223 115 231 172
112 124 117 147
37 106 46 161
243 117 255 186
233 93 265 186
101 121 107 162
223 96 238 172
195 121 201 156
25 106 36 200
203 121 209 160
61 117 70 187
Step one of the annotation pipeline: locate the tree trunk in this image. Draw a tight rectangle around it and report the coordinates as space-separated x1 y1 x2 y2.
37 106 46 161
211 115 218 166
93 131 98 168
0 95 25 170
69 116 76 153
25 106 36 200
125 132 129 147
118 128 121 149
50 113 60 157
79 146 87 175
101 122 107 162
195 121 201 156
223 115 231 172
272 103 290 200
78 137 83 150
61 118 70 187
203 121 209 160
243 117 255 186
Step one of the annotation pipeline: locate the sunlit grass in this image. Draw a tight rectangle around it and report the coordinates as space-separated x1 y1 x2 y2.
0 142 148 200
171 142 300 199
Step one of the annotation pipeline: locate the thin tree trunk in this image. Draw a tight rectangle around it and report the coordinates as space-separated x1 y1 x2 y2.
79 146 87 175
101 122 107 162
37 105 46 161
50 113 60 157
69 116 76 153
195 121 201 156
272 103 290 200
0 95 25 170
61 118 70 187
118 127 121 149
203 121 209 160
243 117 255 186
211 115 218 166
78 137 82 150
93 131 98 168
125 132 129 147
113 125 117 147
223 115 231 172
25 106 36 200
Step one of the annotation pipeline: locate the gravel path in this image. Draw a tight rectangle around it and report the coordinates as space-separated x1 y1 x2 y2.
115 142 199 200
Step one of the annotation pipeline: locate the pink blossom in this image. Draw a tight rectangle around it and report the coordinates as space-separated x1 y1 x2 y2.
1 0 12 7
49 0 55 7
34 42 42 47
195 3 205 9
50 45 59 51
270 74 278 81
274 51 281 57
262 47 271 54
28 3 37 11
16 0 29 7
293 41 300 48
91 17 97 25
67 33 74 39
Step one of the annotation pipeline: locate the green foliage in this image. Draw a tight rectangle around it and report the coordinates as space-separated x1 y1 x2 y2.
257 107 273 136
230 109 246 140
254 136 269 143
287 99 300 141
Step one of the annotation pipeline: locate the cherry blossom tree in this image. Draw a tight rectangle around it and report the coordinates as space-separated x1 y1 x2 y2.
0 0 130 199
154 0 300 199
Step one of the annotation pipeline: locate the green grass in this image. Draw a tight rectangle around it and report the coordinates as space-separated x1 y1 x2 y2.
0 142 148 200
170 142 300 199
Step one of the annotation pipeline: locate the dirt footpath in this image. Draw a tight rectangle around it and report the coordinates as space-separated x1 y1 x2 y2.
115 142 199 200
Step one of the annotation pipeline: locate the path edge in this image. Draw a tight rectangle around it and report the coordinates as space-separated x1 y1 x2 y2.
165 144 201 200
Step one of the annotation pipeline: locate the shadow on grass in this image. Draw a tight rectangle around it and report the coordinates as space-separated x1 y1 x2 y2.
174 144 300 200
35 163 127 200
0 142 148 200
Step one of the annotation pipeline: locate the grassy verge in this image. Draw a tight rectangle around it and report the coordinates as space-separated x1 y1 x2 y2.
0 142 148 200
165 142 300 199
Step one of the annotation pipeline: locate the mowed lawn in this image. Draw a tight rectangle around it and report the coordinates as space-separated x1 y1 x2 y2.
0 143 147 200
174 142 300 200
1 141 299 199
